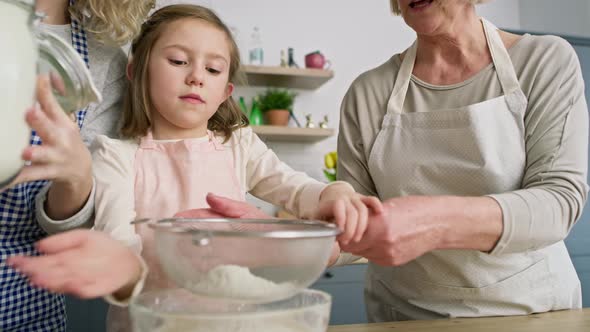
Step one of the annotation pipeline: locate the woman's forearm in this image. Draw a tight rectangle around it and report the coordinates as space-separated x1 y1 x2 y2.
45 178 93 220
428 195 503 252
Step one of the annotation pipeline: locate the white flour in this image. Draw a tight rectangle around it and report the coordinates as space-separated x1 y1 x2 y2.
187 265 297 300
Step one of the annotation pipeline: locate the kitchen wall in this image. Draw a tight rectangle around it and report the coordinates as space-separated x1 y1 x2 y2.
156 0 521 213
519 0 590 37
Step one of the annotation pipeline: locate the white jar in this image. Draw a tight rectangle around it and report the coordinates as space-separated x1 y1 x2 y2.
0 0 101 188
0 0 37 188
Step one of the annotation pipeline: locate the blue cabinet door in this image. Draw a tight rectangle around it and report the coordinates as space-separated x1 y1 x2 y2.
66 296 107 332
565 38 590 308
311 264 368 325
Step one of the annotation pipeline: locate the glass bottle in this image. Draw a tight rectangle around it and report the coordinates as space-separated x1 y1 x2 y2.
249 27 264 66
249 97 263 126
238 96 248 116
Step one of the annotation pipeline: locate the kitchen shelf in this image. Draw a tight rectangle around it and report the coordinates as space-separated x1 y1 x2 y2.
252 125 335 142
241 65 334 90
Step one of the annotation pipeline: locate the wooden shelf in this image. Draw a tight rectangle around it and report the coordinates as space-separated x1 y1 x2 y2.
252 125 335 142
241 65 334 90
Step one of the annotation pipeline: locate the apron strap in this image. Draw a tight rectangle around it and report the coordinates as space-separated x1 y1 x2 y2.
139 131 225 151
387 41 417 115
386 18 523 116
208 131 225 151
139 131 156 149
481 18 521 95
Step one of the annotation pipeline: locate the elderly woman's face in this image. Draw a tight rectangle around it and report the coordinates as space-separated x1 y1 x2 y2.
398 0 473 35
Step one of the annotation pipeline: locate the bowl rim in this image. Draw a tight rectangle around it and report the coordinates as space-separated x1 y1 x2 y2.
129 288 332 319
147 218 341 239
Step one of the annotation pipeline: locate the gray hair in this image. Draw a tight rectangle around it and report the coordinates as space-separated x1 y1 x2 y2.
390 0 491 15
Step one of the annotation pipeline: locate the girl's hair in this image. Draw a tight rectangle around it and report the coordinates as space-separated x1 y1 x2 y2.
389 0 492 15
120 4 248 141
70 0 155 45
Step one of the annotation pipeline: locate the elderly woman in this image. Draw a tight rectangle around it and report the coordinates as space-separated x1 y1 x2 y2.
336 0 588 322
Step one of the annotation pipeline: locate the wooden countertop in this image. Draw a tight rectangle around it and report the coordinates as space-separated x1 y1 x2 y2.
328 308 590 332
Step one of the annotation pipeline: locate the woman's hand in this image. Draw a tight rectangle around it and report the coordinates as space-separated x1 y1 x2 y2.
15 75 92 186
339 196 444 266
339 195 503 266
11 75 93 219
316 184 384 246
327 241 341 267
7 230 143 300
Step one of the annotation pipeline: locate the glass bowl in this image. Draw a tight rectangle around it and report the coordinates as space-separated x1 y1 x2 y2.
148 218 339 302
130 288 332 332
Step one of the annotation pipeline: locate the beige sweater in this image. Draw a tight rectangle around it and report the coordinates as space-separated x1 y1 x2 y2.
337 33 588 261
92 126 340 252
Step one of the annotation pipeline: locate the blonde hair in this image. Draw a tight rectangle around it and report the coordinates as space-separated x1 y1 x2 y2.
389 0 491 15
69 0 155 45
121 4 248 141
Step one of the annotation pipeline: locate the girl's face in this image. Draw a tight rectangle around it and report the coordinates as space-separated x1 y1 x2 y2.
147 18 234 139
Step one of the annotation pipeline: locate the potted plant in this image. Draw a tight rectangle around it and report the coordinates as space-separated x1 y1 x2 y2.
257 88 296 126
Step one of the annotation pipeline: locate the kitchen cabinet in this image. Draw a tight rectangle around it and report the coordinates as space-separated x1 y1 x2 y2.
66 296 107 332
311 263 368 325
564 34 590 308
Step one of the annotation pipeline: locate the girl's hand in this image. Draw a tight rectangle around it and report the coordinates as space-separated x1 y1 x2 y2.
327 241 341 267
7 230 142 300
14 75 92 187
316 184 384 246
174 193 272 219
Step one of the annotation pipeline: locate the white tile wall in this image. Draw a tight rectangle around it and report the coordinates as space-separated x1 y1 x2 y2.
155 0 521 215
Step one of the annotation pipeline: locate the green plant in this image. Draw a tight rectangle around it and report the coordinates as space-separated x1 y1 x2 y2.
257 89 296 112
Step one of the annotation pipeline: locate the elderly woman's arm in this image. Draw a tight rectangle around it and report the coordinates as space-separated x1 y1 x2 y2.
337 75 504 265
487 38 589 255
338 39 588 264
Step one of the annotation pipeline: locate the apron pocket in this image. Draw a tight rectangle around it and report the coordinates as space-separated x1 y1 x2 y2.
409 258 554 316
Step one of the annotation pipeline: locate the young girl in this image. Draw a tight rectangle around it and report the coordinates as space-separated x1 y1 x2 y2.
2 0 153 331
9 4 382 332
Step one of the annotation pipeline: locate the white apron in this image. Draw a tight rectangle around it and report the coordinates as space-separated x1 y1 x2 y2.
364 18 581 321
107 131 245 332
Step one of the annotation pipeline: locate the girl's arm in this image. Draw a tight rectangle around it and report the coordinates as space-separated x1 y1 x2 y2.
242 128 382 244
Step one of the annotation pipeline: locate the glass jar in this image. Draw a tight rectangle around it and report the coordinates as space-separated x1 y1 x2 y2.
0 0 101 187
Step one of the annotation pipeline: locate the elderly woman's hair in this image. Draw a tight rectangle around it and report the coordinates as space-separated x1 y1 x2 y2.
390 0 491 15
